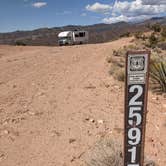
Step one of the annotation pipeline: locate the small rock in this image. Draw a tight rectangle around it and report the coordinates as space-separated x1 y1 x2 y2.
0 153 5 161
84 85 96 89
114 85 119 89
105 84 110 88
85 117 90 121
70 156 76 162
12 84 17 88
3 130 9 135
37 92 45 96
152 97 159 101
28 111 35 116
87 130 92 136
97 119 104 124
148 138 154 142
90 119 95 123
69 138 76 144
51 130 61 137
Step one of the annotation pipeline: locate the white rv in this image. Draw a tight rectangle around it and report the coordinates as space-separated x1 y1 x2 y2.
58 30 88 46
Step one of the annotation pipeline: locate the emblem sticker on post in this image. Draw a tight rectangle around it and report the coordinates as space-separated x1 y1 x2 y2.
124 51 150 166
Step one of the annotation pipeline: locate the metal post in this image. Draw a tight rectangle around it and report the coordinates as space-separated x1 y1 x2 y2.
124 51 150 166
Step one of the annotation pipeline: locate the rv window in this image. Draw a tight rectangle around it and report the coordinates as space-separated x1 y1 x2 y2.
79 32 85 37
75 34 79 37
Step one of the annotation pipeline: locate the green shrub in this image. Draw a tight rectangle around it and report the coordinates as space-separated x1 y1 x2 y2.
150 60 166 93
161 27 166 39
15 41 26 46
120 32 130 38
151 24 161 32
134 32 143 39
148 33 158 48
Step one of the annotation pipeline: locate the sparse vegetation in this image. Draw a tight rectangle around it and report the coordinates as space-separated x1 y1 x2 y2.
120 32 130 38
83 137 157 166
83 137 123 166
148 33 158 48
114 68 125 82
151 24 161 33
107 30 166 93
107 45 143 82
15 40 26 46
134 31 143 39
161 27 166 39
150 59 166 93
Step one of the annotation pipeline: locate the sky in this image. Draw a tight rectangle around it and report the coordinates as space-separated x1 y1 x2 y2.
0 0 166 32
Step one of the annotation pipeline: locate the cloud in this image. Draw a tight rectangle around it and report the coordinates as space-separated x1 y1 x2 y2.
113 0 166 17
32 2 47 8
86 2 112 13
142 0 166 5
103 14 153 24
86 0 166 24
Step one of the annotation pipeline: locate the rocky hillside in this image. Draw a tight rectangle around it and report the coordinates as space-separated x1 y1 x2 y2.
0 17 166 46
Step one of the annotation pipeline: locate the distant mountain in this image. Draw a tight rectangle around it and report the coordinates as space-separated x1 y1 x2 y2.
137 17 166 26
0 17 165 46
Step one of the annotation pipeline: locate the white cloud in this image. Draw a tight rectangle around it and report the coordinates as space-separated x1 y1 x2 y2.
86 0 166 24
86 2 112 13
113 0 166 17
142 0 166 5
103 14 153 24
32 2 47 8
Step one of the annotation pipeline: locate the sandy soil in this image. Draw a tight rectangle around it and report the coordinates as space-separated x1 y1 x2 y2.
0 38 165 166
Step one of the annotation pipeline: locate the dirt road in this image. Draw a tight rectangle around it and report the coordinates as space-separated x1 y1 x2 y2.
0 38 165 166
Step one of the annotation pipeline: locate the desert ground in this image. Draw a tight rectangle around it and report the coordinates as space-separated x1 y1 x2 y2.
0 38 165 166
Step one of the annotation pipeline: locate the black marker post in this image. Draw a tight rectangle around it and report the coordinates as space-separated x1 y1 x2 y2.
124 51 150 166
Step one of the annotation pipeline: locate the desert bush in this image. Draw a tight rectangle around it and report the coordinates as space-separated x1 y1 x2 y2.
83 137 157 166
153 47 162 54
148 33 158 48
114 68 125 82
83 137 123 166
161 27 166 39
120 32 130 38
15 40 26 46
134 32 143 39
150 59 166 93
109 65 119 75
112 49 123 57
134 32 147 41
157 42 166 50
151 24 161 32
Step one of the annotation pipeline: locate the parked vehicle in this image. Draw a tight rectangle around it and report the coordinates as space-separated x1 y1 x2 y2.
58 30 88 46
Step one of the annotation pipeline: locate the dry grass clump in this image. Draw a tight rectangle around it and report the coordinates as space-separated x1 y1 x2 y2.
83 136 157 166
114 68 125 82
83 137 123 166
135 25 166 49
106 45 139 82
106 29 166 90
